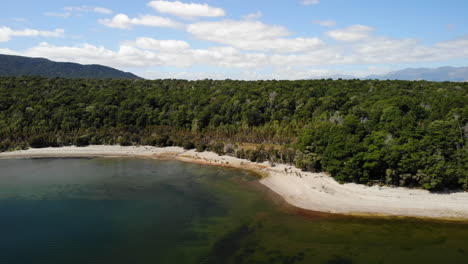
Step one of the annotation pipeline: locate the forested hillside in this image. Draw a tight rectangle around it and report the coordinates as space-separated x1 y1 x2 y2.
0 77 466 191
0 54 141 79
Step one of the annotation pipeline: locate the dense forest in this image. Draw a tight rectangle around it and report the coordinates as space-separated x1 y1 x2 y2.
0 54 141 79
0 76 466 191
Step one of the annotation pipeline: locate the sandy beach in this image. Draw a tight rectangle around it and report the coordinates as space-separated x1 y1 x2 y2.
1 145 467 220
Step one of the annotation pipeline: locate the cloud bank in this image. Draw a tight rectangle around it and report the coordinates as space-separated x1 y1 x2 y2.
2 0 467 80
0 27 64 42
148 1 225 18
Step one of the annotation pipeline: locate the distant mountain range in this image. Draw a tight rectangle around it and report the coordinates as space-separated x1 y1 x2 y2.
367 66 468 82
1 54 466 82
0 54 141 79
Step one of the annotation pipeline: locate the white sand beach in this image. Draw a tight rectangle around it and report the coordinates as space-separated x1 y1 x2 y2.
1 145 467 220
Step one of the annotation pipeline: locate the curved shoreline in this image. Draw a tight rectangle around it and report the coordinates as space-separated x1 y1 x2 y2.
1 145 468 220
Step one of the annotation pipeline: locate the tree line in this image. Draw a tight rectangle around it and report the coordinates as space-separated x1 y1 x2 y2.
0 76 466 191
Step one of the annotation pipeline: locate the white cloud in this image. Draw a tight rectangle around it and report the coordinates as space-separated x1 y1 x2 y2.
4 33 468 80
188 20 290 41
191 46 267 68
64 6 113 15
93 7 113 15
354 37 425 63
302 0 320 5
0 48 16 55
280 35 468 67
142 70 228 80
187 20 323 53
435 37 468 57
148 1 225 19
2 41 268 70
131 37 190 51
44 12 72 18
269 47 353 66
326 25 374 42
436 37 468 50
0 26 64 42
99 14 182 29
3 14 468 80
313 20 336 27
243 11 263 20
12 42 161 67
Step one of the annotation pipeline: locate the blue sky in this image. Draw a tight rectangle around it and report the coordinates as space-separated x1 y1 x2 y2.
1 0 467 79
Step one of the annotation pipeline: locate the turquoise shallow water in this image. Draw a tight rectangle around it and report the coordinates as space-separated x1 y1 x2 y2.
0 158 467 264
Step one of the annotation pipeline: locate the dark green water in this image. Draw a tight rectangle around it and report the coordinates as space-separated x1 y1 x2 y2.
0 158 467 264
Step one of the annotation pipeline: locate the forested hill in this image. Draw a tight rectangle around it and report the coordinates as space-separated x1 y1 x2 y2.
0 54 141 79
0 77 466 191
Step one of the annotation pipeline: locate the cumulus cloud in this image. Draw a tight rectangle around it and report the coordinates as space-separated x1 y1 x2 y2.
188 20 290 41
435 37 468 57
302 0 320 5
2 41 268 70
0 26 64 42
3 14 468 80
269 47 352 67
6 42 161 67
64 6 113 15
326 25 374 42
353 37 424 63
187 20 323 53
99 14 182 29
278 35 468 67
148 1 225 19
313 20 336 27
4 33 468 80
191 46 267 68
131 37 191 51
436 36 468 49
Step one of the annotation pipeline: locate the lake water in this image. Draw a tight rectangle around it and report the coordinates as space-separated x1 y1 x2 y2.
0 158 467 264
